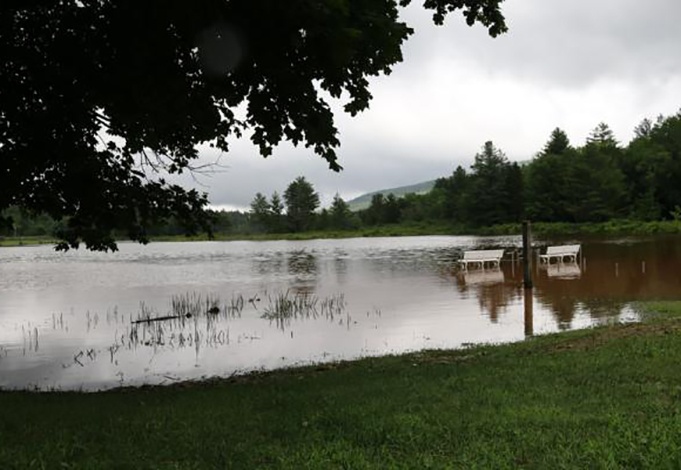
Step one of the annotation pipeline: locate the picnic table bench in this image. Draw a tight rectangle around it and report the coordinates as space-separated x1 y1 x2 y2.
539 244 580 264
459 249 504 269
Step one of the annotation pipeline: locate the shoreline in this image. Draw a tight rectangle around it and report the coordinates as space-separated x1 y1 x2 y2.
3 219 680 248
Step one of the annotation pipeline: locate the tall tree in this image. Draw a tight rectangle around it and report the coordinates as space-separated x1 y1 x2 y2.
564 146 626 222
329 193 353 230
586 122 618 148
450 166 472 223
401 192 438 222
504 162 524 222
542 128 571 156
283 176 320 232
383 194 403 224
249 192 270 232
1 1 506 250
434 165 470 223
467 141 514 226
633 118 654 139
363 193 386 226
269 191 285 233
525 129 574 222
646 111 681 217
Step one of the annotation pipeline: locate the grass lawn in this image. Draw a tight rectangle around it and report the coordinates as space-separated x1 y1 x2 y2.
2 302 681 468
0 235 57 248
3 219 680 249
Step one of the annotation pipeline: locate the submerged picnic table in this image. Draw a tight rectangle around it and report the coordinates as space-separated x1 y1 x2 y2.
459 249 504 269
539 244 581 264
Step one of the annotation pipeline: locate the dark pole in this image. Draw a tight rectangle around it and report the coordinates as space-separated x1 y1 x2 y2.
524 287 534 337
522 220 533 289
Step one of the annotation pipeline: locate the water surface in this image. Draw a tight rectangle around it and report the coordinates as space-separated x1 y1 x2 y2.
1 235 679 390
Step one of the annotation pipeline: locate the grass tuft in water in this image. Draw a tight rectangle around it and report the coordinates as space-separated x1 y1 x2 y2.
170 292 218 318
224 293 245 317
261 290 347 329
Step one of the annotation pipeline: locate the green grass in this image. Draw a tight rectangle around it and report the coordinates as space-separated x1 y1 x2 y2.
4 219 680 248
156 219 681 243
3 302 681 468
149 221 459 243
0 235 57 247
478 219 681 237
633 300 681 320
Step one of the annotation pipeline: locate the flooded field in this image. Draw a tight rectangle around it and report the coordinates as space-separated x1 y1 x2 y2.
1 235 679 391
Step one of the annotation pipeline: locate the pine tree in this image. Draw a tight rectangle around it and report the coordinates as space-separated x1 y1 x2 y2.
329 194 353 230
249 193 271 233
283 177 320 232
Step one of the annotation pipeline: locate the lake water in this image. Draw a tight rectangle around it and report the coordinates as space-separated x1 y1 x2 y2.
1 235 680 391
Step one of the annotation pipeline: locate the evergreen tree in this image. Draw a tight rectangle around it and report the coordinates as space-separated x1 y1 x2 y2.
525 130 574 222
542 128 571 155
383 194 402 224
633 118 654 139
646 111 681 217
401 192 437 222
316 208 330 231
586 122 618 148
269 192 285 233
329 194 353 230
504 162 524 222
283 177 320 232
467 141 512 226
362 193 386 226
434 165 470 223
564 146 626 222
249 192 271 233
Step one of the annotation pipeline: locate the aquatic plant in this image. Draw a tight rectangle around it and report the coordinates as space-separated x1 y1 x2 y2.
261 290 347 329
170 292 204 318
90 289 352 366
224 293 245 316
320 293 346 318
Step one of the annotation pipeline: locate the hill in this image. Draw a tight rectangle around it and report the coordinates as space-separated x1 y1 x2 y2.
347 180 436 211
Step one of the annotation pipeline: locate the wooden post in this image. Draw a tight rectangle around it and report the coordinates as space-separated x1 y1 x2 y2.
522 220 533 289
524 288 534 337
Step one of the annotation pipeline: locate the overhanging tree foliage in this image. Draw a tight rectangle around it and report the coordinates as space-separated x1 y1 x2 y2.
0 0 507 250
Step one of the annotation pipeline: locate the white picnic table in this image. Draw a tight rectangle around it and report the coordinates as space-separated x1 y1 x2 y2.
458 249 504 269
539 244 580 264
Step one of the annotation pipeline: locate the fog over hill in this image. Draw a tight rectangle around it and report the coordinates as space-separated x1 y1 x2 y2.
346 180 436 211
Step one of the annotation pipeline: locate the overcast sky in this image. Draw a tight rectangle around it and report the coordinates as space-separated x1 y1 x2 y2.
177 0 681 211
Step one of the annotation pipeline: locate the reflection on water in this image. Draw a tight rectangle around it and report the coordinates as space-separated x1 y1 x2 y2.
524 288 534 337
1 235 679 390
544 262 582 279
458 268 505 285
455 267 517 324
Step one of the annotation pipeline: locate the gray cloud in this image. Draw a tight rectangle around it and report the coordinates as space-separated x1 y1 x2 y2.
176 0 681 210
403 0 681 86
180 135 456 210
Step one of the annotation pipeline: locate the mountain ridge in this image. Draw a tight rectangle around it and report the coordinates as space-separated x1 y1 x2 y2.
346 180 437 211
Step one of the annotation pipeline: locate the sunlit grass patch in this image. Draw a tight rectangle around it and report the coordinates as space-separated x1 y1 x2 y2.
632 300 681 320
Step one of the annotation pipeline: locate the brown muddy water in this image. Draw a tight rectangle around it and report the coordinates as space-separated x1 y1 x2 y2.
1 235 680 391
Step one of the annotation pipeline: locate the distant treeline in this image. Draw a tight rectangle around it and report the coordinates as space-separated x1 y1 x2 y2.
234 110 681 234
3 110 681 239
